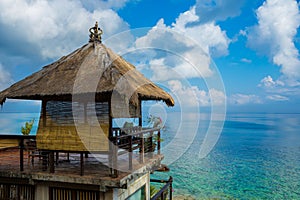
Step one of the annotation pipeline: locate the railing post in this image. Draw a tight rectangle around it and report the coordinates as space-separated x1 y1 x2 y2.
49 151 55 173
19 138 24 172
55 152 59 165
161 190 164 200
169 176 173 200
149 131 153 158
157 130 161 155
139 133 144 164
129 135 133 171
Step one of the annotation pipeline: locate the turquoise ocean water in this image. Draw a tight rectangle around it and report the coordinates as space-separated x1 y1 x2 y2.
155 112 300 199
0 112 299 199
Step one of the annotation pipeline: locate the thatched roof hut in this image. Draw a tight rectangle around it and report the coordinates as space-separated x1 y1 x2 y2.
0 22 174 154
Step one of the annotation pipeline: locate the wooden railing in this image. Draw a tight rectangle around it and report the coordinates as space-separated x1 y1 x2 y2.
150 176 173 200
0 134 36 172
110 127 161 176
0 127 162 177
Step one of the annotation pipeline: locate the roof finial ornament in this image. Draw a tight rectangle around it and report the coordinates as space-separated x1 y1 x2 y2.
89 21 103 43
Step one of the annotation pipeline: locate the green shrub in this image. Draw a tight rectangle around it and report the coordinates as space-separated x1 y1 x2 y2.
21 119 34 135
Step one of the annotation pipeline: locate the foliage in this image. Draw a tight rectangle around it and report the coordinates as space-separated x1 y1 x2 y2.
21 119 34 135
144 115 165 152
150 184 169 200
150 185 159 198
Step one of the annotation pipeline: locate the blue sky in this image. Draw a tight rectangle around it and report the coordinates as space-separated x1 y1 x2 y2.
0 0 300 113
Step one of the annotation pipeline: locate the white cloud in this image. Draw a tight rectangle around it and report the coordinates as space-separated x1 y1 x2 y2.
267 94 289 101
258 75 285 88
168 80 225 107
0 0 130 59
135 7 230 81
247 0 300 81
230 94 262 105
0 63 13 91
258 75 300 98
241 58 252 63
173 7 230 57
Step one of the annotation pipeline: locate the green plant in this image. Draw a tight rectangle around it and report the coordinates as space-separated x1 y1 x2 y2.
21 119 35 135
150 185 159 198
150 184 168 200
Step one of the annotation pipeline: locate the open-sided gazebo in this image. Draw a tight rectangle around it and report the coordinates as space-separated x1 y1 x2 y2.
0 22 174 179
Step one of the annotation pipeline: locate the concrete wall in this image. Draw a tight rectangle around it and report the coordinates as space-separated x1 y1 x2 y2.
1 172 151 200
117 172 150 200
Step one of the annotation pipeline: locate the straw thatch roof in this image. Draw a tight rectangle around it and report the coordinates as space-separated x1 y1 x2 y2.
0 42 174 107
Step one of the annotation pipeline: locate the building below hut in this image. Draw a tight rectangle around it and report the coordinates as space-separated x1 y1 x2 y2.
0 22 174 200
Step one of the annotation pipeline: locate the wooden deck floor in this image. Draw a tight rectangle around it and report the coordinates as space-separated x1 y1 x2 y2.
0 147 163 188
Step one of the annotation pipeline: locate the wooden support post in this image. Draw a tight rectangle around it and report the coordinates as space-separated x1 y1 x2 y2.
157 130 161 155
42 151 48 171
109 140 113 176
139 134 144 164
138 99 142 127
80 152 84 176
19 138 24 171
55 152 59 165
149 131 153 158
109 100 118 178
67 153 70 162
129 136 133 171
113 144 118 177
49 151 55 173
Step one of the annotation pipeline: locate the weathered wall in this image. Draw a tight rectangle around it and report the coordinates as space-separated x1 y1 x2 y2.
117 172 150 200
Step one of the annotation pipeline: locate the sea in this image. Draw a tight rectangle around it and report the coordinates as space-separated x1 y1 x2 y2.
0 112 300 199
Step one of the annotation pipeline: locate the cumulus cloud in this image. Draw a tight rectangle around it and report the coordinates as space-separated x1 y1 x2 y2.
0 63 13 90
229 94 262 105
172 8 230 57
135 7 230 81
258 75 285 88
258 75 300 98
168 80 226 107
247 0 300 81
0 0 130 59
